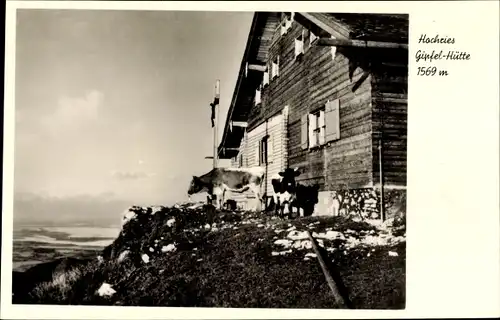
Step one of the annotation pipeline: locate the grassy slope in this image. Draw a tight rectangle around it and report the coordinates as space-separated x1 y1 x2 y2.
18 206 406 309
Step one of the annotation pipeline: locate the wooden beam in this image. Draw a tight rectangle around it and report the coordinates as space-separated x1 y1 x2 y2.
231 121 248 128
247 64 267 72
297 12 349 39
317 37 408 50
306 231 349 308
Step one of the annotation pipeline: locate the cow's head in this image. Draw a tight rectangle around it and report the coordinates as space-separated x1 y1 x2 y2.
278 167 301 192
187 176 203 195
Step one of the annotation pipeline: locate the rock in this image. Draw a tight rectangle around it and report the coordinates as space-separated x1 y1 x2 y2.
97 283 116 297
150 206 164 215
121 208 138 227
166 218 176 227
161 244 177 253
141 254 150 264
313 230 345 240
388 251 399 257
304 253 317 259
274 239 293 248
116 250 130 263
271 250 292 256
292 240 312 250
287 230 308 240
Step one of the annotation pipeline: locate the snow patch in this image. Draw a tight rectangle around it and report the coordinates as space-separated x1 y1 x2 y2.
97 283 116 297
161 244 177 253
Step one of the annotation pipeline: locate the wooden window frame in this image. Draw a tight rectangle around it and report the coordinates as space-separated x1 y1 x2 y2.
238 153 244 167
254 85 262 106
295 31 304 59
271 56 280 80
310 108 326 148
260 136 269 165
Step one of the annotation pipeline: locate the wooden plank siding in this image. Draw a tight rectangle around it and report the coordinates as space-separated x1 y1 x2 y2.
371 61 408 187
228 12 408 197
246 17 375 191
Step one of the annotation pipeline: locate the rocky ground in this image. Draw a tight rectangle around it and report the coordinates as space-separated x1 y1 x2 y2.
13 204 406 308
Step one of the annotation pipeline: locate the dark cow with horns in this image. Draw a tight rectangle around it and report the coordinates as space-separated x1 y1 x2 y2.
188 167 265 210
271 168 320 219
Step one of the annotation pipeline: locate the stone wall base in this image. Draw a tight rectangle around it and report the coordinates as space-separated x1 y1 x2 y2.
313 187 406 220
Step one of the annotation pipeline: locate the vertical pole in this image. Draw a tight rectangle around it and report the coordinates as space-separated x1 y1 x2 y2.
213 112 218 168
213 79 220 168
379 138 385 222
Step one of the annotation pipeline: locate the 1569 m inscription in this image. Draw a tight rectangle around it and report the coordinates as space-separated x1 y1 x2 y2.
415 34 471 76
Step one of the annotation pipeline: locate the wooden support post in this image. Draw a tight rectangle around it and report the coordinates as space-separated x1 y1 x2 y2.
379 139 385 222
317 37 408 50
213 80 220 168
306 230 348 308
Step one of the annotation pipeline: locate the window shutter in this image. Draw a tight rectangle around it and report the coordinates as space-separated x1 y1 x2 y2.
330 35 337 60
300 114 308 150
276 56 280 77
255 87 261 105
254 142 260 165
308 113 317 148
295 38 304 57
325 99 340 142
268 134 274 164
310 31 318 44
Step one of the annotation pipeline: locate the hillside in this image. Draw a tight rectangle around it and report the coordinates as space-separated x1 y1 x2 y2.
12 204 406 308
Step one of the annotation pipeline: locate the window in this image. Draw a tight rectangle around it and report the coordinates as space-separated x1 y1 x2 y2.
280 12 294 35
239 153 244 167
295 32 304 58
304 29 318 50
308 109 326 148
260 136 268 165
300 99 340 150
254 86 262 105
271 56 280 79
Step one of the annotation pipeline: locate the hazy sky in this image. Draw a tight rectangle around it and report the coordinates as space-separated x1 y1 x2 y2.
14 9 253 222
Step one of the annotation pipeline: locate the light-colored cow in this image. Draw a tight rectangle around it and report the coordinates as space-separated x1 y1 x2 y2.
187 167 265 210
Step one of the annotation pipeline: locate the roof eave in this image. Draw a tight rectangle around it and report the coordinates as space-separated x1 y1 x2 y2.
217 12 261 159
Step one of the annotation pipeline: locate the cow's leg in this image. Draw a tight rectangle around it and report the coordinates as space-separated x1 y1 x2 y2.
212 187 224 210
249 183 263 212
272 194 278 217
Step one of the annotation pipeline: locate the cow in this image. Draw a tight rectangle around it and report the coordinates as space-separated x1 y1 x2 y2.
187 167 265 211
271 168 320 219
271 168 301 219
294 184 320 217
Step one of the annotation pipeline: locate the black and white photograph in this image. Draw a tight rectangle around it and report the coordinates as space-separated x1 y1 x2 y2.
9 8 410 308
3 1 499 319
9 8 408 308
